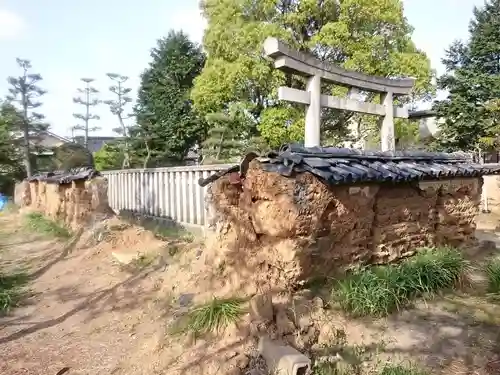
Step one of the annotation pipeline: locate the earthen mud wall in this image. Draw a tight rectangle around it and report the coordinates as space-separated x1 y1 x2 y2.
206 161 483 291
15 177 113 230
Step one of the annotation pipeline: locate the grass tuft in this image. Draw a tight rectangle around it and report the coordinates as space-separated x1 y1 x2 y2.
332 247 467 317
0 271 29 313
379 364 428 375
24 212 71 239
173 297 245 336
129 253 156 269
153 225 194 243
486 257 500 294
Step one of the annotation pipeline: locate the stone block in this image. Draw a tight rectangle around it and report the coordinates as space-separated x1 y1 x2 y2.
250 293 274 322
258 336 310 375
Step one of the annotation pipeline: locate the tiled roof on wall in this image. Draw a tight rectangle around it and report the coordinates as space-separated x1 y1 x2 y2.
27 167 100 184
259 144 500 184
199 143 500 186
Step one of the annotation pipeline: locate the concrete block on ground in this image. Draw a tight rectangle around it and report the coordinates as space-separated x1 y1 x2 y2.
258 336 310 375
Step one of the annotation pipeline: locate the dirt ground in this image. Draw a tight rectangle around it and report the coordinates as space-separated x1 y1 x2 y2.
1 211 500 375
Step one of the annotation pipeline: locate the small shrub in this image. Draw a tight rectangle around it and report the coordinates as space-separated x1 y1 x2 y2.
332 247 467 317
129 253 156 269
24 212 71 239
379 364 428 375
486 257 500 293
312 361 351 375
153 225 194 243
0 271 28 313
173 297 245 336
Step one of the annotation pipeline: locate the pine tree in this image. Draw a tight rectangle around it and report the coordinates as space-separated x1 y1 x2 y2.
434 0 500 152
0 101 24 193
6 58 48 177
133 30 206 167
103 73 133 168
73 78 100 149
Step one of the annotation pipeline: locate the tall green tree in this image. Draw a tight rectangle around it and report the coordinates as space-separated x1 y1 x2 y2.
433 0 500 152
103 73 133 168
6 58 48 177
0 102 24 193
192 0 433 148
73 78 101 150
133 30 206 166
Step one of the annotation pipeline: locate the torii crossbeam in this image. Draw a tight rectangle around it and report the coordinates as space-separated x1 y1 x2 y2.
263 37 415 151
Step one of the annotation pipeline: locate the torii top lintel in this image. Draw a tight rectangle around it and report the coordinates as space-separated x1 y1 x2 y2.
263 37 415 96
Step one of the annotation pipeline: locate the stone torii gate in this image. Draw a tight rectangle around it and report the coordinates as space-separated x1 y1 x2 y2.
263 37 416 151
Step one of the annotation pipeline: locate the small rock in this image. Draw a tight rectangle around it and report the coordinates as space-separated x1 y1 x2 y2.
298 315 312 332
312 297 324 310
178 293 195 307
226 368 242 375
250 293 274 322
183 331 196 346
303 325 318 346
479 240 497 251
235 353 250 369
275 309 296 335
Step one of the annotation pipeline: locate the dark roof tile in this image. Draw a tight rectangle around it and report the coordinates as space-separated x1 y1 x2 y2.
27 167 100 184
200 143 500 186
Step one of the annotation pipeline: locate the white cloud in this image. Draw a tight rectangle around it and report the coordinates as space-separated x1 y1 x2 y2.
0 8 26 40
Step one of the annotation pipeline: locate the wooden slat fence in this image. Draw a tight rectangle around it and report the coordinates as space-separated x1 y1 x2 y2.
102 164 231 228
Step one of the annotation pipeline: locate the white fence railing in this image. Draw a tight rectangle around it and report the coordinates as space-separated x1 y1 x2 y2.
102 164 231 228
103 164 499 228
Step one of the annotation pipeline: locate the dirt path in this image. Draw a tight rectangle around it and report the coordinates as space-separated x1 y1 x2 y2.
0 215 166 375
2 211 500 375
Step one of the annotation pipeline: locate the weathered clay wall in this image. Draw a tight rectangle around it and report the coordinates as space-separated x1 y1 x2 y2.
206 161 483 291
15 177 113 230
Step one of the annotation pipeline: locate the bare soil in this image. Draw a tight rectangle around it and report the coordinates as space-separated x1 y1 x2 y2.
1 212 500 375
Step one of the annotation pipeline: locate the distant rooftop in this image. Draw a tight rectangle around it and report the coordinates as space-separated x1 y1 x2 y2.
73 136 120 153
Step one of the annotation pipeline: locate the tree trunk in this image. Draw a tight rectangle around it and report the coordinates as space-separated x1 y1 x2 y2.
118 113 130 169
22 94 32 177
143 139 151 168
84 88 89 149
216 132 225 160
23 120 32 177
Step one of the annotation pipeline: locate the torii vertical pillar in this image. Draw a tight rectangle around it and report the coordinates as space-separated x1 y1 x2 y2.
380 92 395 152
305 75 321 147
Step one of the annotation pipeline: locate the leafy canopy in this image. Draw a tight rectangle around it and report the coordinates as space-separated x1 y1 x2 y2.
433 0 500 152
0 102 24 194
192 0 433 148
94 142 124 171
133 30 206 166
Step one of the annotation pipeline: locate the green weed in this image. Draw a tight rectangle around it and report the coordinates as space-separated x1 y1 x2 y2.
173 297 245 336
153 225 194 243
332 247 467 317
0 271 28 313
486 257 500 293
24 212 71 239
378 364 428 375
130 253 156 268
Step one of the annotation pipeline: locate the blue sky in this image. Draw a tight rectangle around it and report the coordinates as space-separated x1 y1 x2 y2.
0 0 484 138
